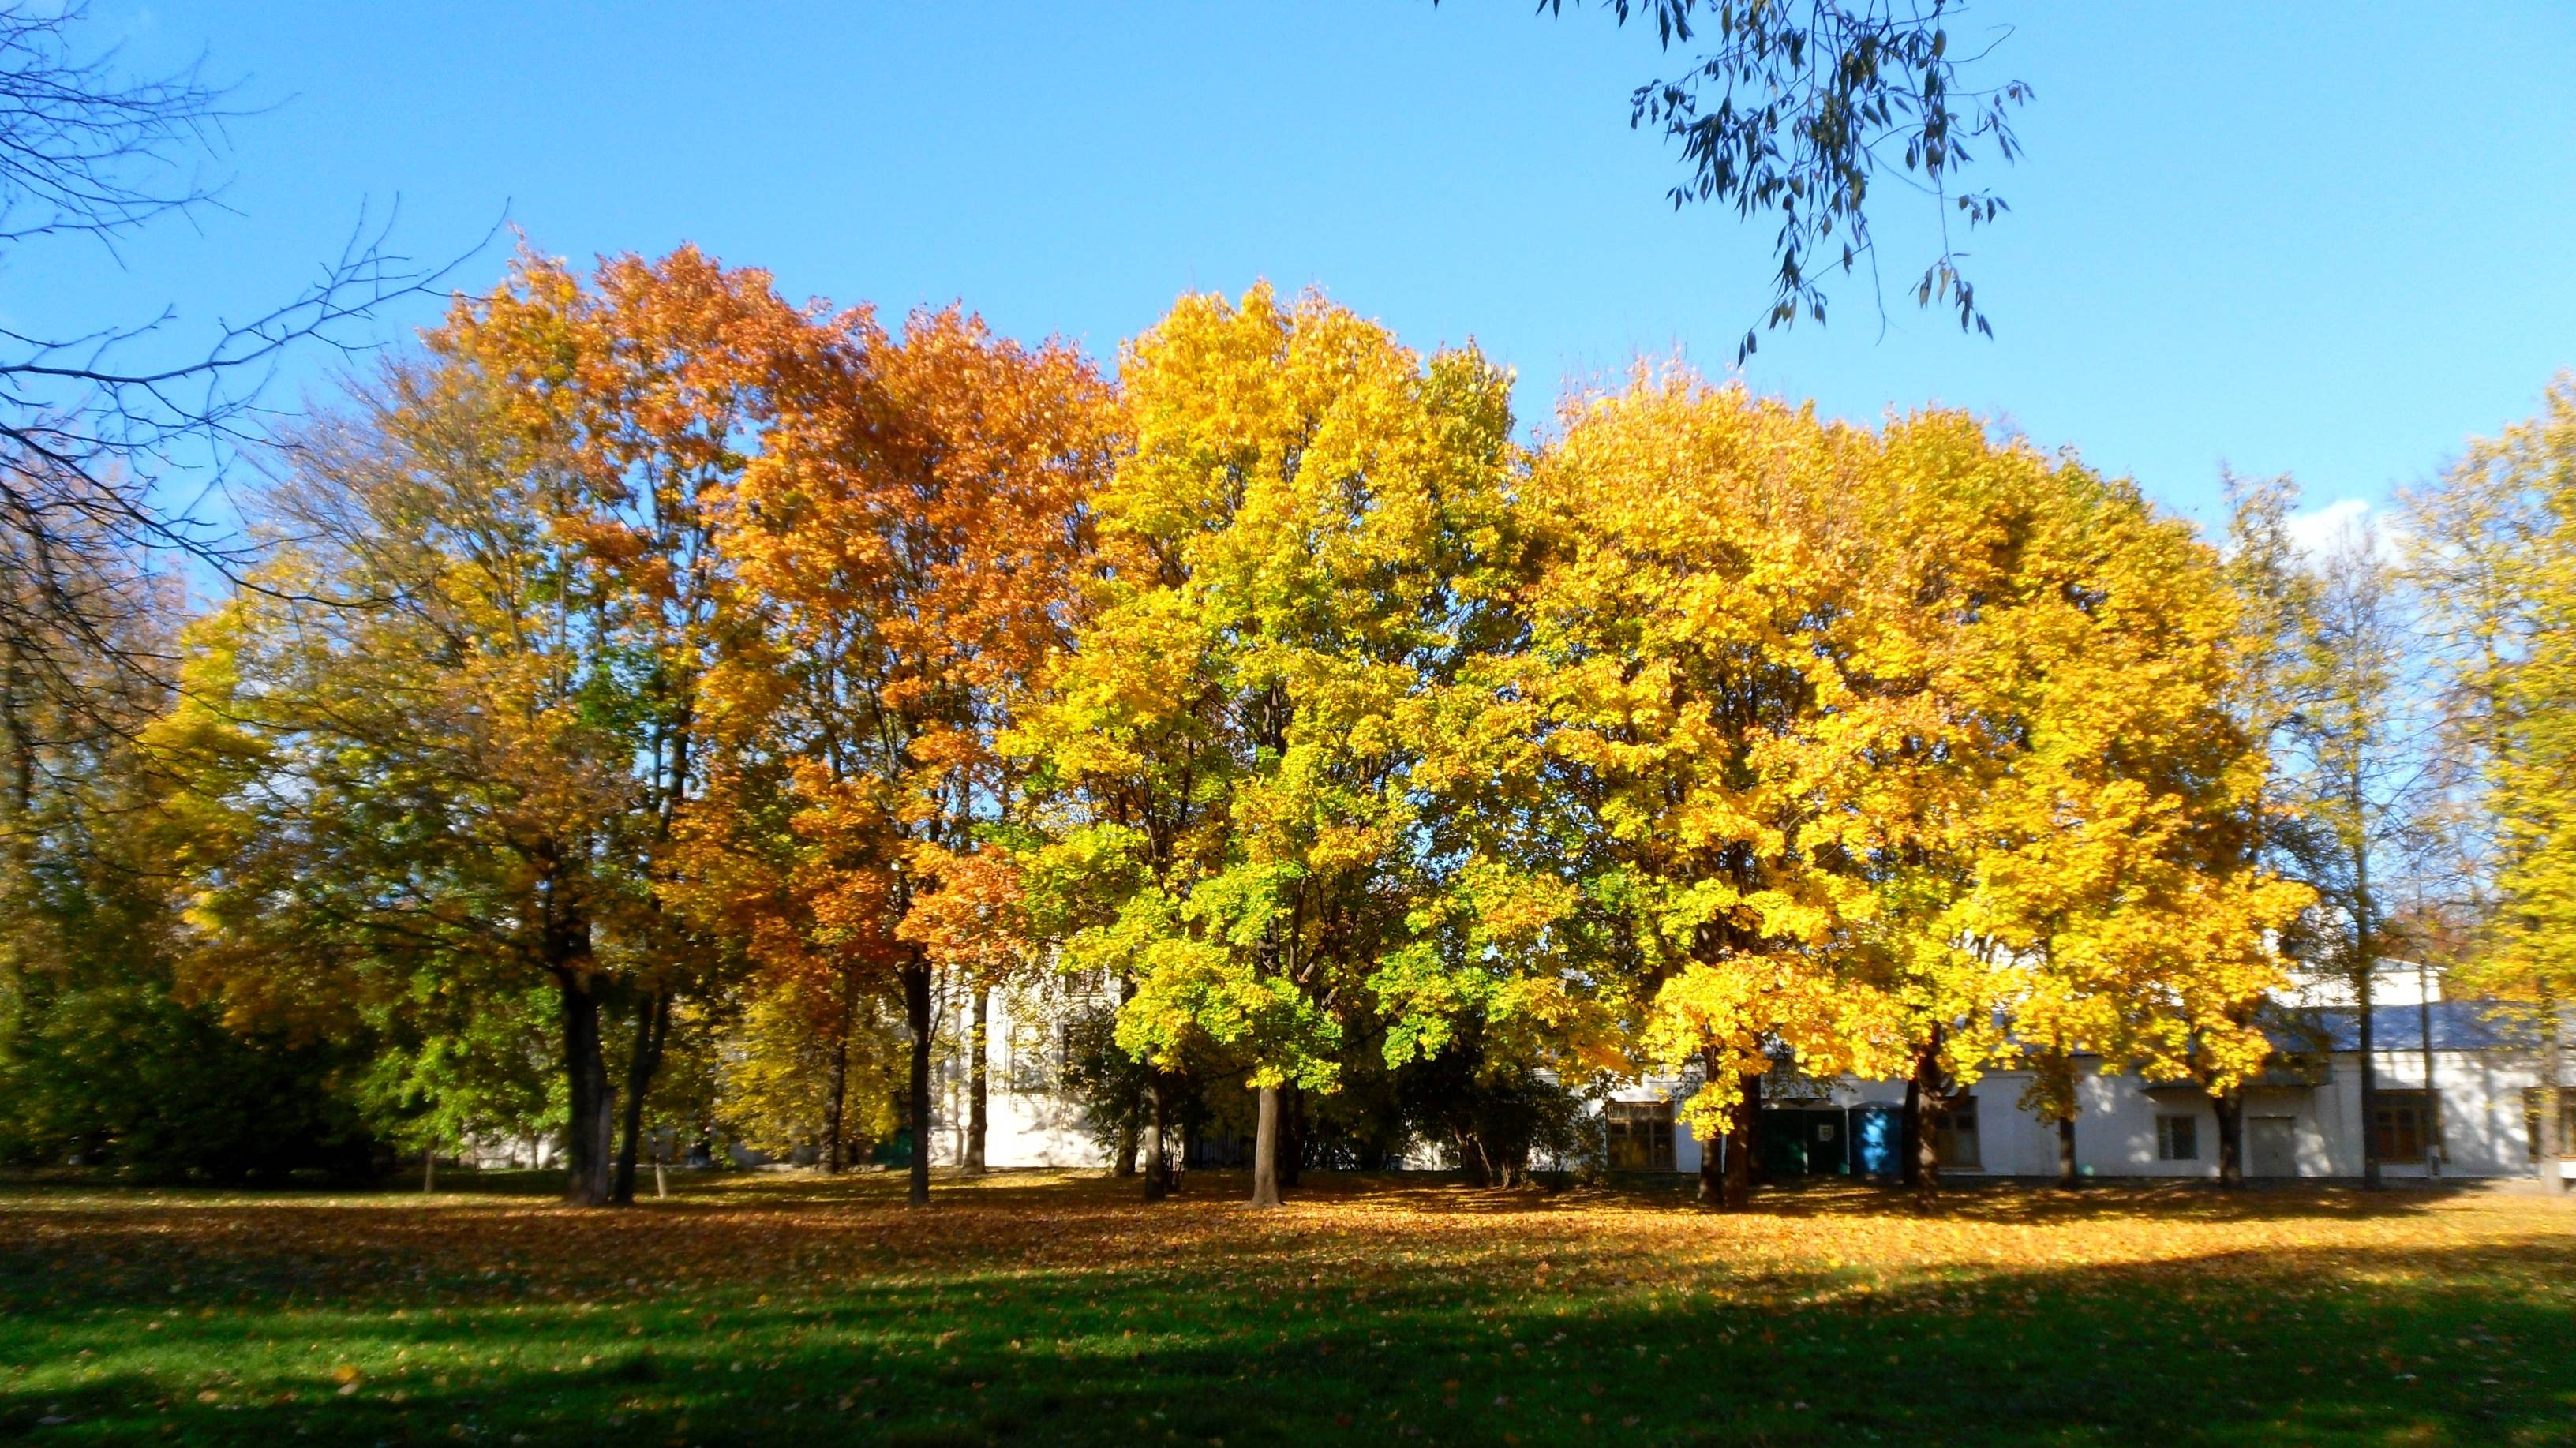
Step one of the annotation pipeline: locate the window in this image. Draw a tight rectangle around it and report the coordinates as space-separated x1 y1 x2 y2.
1003 1021 1052 1094
1604 1099 1676 1172
2371 1091 2430 1164
1057 1011 1115 1091
2522 1088 2576 1160
2155 1115 2200 1161
1934 1094 1980 1169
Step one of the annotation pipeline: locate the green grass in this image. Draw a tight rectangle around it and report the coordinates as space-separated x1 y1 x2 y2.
2 1167 2570 1446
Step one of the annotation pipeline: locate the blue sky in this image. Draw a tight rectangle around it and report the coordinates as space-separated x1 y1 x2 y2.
28 2 2576 533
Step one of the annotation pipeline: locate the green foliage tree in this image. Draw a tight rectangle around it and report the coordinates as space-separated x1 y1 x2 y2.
1017 283 1519 1207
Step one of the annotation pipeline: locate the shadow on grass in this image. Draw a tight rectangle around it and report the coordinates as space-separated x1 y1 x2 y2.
4 1227 2569 1447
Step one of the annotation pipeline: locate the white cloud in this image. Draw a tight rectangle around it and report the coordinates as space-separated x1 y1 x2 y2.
2286 497 2409 563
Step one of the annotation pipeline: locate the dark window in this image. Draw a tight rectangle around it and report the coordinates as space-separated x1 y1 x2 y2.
2372 1091 2430 1163
2522 1088 2576 1160
2155 1115 2199 1161
1934 1094 1980 1169
1057 1012 1114 1092
1605 1099 1676 1172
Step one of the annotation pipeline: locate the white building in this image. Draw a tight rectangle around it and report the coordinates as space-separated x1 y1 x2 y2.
927 965 2576 1186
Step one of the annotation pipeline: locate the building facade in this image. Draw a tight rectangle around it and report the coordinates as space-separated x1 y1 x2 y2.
929 965 2576 1185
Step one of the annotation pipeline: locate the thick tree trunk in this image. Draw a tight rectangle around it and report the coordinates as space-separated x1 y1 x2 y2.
1899 1073 1922 1189
1694 1133 1723 1205
2057 1115 2078 1187
966 986 990 1174
556 972 616 1207
612 989 672 1205
903 956 934 1208
1251 1085 1284 1208
1909 1035 1945 1211
1718 1092 1754 1210
2212 1090 2245 1188
1141 1071 1173 1202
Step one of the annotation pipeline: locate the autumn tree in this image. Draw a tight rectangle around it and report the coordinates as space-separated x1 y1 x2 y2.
2245 500 2443 1188
712 305 1114 1208
159 247 811 1206
1468 373 1913 1210
1017 284 1518 1207
2401 376 2576 1175
1961 469 2306 1190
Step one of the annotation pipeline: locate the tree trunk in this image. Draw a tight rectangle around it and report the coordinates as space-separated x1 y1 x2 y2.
967 986 990 1174
1251 1084 1284 1208
556 971 616 1207
1899 1072 1922 1189
653 1142 668 1199
903 956 934 1208
2357 964 2381 1188
1909 1035 1945 1210
1281 1082 1305 1188
823 1010 851 1174
612 988 672 1206
422 1146 436 1194
2212 1090 2245 1188
1696 1050 1724 1205
2417 960 2442 1179
1719 1091 1754 1210
2542 997 2565 1180
1141 1071 1173 1202
2057 1115 2078 1188
1114 1107 1140 1178
1741 1070 1769 1188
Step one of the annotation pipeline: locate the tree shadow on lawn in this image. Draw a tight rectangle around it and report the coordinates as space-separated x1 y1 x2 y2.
2 1229 2568 1447
1249 1170 2514 1226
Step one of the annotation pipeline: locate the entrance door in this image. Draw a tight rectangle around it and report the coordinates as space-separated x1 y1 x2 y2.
2248 1115 2299 1178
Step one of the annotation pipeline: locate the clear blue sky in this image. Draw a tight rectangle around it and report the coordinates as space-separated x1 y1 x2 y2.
29 2 2576 532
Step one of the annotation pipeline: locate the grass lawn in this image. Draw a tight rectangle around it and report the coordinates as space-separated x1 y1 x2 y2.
1 1169 2570 1446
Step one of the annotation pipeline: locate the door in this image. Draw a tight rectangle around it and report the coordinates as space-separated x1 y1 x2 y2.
1806 1111 1850 1175
2248 1114 2299 1177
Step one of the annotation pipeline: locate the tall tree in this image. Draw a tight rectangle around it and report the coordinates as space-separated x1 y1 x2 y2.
2402 376 2576 1174
1481 373 1915 1210
159 247 809 1206
1968 470 2305 1191
713 305 1113 1208
1021 284 1517 1207
2252 501 2440 1188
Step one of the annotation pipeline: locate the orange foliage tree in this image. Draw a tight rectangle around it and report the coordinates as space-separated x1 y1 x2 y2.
706 305 1115 1207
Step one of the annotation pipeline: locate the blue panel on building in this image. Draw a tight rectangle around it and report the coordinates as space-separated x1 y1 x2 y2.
1852 1103 1901 1180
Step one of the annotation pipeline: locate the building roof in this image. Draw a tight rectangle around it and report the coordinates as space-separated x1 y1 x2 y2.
2291 999 2562 1053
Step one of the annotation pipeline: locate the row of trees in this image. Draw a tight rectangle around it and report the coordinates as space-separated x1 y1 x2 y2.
7 245 2570 1207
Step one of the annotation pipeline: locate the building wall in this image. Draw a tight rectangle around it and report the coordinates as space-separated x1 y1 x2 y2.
1601 1048 2557 1182
923 982 1111 1171
911 978 2563 1180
